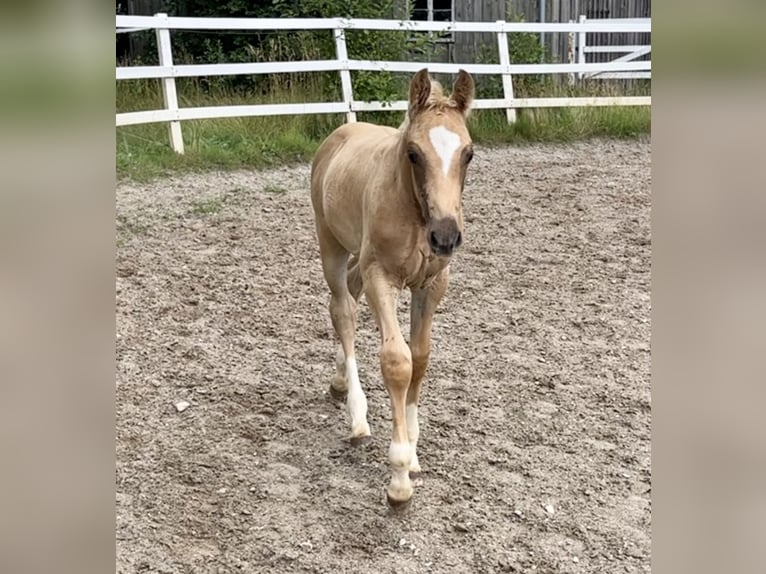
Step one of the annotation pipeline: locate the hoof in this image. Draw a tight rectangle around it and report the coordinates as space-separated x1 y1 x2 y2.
328 384 347 401
386 493 412 511
348 434 371 447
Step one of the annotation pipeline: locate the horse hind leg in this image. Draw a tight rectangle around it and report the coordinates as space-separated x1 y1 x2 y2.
330 255 364 400
316 226 370 443
347 255 363 301
328 345 348 400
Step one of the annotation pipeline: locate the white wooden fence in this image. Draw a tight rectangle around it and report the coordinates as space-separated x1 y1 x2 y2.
116 14 651 154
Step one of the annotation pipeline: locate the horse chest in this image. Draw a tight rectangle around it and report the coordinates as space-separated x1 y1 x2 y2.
406 250 448 289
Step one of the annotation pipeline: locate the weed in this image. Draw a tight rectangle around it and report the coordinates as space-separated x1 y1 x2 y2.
263 184 288 195
189 197 225 215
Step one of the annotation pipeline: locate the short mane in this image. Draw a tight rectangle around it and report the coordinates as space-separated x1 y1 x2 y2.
399 80 460 131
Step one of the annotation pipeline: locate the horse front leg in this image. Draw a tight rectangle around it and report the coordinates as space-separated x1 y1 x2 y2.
408 268 449 476
316 228 370 443
364 266 414 507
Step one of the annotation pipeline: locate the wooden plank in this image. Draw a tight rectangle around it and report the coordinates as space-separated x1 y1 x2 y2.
334 28 357 122
589 72 650 79
347 59 650 74
353 95 651 109
117 60 344 80
117 58 650 82
585 44 650 53
496 27 517 123
154 14 183 154
117 15 344 30
117 96 650 127
116 15 651 33
584 44 650 77
117 102 353 126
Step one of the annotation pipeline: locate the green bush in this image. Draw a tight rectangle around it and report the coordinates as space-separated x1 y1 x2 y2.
474 11 549 100
160 0 436 101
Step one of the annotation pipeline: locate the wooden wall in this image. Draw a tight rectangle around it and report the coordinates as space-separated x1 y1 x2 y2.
450 0 650 64
452 0 507 63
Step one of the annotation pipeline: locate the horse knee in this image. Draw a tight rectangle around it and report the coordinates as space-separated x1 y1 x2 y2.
380 344 412 388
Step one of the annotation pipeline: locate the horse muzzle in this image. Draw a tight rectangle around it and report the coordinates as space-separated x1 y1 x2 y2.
427 217 463 257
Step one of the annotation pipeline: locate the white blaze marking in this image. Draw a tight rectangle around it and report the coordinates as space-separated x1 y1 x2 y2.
429 125 461 176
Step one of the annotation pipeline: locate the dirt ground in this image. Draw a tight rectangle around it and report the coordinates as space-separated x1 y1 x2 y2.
116 138 651 574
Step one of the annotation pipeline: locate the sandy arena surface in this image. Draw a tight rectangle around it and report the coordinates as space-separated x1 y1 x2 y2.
116 138 651 573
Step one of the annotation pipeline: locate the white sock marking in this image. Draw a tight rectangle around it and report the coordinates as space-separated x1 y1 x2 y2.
388 441 413 469
388 441 414 500
406 404 420 471
429 125 461 176
345 357 370 436
406 404 419 442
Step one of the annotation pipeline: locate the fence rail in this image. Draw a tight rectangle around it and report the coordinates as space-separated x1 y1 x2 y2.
116 14 651 154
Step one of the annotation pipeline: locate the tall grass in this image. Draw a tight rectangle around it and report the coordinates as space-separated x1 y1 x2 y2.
116 76 344 180
116 78 650 181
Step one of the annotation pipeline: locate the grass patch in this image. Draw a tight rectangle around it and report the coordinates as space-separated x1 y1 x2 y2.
263 184 289 195
117 79 649 181
469 104 650 144
117 214 151 247
189 197 226 216
117 214 150 236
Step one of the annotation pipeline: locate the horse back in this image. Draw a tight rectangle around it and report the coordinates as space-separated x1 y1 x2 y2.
311 123 399 254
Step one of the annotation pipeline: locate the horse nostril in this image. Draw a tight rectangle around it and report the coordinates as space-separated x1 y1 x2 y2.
455 231 463 247
429 231 438 247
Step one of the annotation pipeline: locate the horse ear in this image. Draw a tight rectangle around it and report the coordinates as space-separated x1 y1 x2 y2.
451 69 474 115
408 68 432 117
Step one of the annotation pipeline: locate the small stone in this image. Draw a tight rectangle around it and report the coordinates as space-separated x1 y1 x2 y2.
454 523 470 532
216 487 227 494
299 541 313 551
544 504 555 515
399 538 408 547
174 400 190 412
514 509 523 517
572 556 579 563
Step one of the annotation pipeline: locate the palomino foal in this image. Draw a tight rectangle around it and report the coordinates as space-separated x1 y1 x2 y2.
311 69 474 506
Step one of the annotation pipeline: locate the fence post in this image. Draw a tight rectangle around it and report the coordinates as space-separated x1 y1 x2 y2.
577 14 587 81
495 21 516 124
567 20 575 86
333 27 357 123
155 13 184 154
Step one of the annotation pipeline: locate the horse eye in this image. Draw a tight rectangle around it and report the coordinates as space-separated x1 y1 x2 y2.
407 150 419 164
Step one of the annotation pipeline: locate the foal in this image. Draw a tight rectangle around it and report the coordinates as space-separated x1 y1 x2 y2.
311 69 475 506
